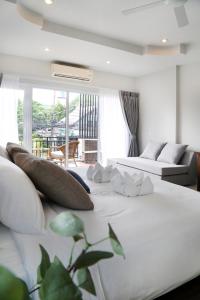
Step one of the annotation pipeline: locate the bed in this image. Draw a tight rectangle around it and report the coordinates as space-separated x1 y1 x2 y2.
1 164 200 300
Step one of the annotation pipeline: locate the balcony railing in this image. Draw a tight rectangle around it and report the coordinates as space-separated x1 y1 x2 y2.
32 136 78 158
31 136 98 164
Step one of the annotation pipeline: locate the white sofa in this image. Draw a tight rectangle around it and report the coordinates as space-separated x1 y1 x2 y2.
108 150 196 186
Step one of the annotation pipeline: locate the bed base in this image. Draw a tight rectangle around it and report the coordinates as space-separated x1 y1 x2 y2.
156 276 200 300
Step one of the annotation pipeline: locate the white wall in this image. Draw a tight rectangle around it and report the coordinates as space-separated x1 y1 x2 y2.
2 53 200 153
0 53 136 91
137 63 200 153
177 63 200 151
136 67 177 152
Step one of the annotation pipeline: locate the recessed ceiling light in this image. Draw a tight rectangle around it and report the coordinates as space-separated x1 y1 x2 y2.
162 38 168 44
106 60 111 64
44 0 54 5
44 47 50 52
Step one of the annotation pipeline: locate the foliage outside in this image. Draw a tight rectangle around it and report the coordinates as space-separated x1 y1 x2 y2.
17 97 80 139
0 212 124 300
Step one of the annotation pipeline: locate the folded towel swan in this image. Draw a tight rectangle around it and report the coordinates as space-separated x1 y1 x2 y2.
87 163 154 196
87 163 117 183
111 170 154 197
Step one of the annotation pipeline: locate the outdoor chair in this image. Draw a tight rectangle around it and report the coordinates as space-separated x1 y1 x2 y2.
48 140 79 166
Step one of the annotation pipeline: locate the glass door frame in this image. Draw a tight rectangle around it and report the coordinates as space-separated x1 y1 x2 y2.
20 81 99 167
20 83 70 166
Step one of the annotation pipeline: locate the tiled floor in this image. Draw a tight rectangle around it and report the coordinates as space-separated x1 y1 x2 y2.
68 161 93 168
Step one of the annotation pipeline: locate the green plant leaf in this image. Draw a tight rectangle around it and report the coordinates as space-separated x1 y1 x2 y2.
39 260 82 300
73 235 83 242
77 268 96 296
74 251 113 269
53 256 62 266
108 223 125 258
50 212 84 237
0 266 31 300
37 245 51 284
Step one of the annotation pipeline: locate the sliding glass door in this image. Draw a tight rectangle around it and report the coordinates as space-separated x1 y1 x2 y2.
21 86 99 167
32 88 67 161
69 93 99 166
0 80 99 167
79 94 99 165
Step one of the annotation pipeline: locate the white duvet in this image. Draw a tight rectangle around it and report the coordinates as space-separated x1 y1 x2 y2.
2 166 200 300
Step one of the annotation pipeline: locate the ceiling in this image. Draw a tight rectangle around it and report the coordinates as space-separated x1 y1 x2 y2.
0 0 200 77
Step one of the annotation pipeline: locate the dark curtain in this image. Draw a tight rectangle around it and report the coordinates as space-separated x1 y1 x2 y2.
0 73 3 87
120 91 139 157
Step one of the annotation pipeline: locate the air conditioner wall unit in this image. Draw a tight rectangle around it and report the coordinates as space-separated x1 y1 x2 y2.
51 63 93 82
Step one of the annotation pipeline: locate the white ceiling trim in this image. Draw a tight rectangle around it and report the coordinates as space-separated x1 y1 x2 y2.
145 44 187 55
4 0 16 3
4 0 187 57
17 3 43 27
42 20 143 55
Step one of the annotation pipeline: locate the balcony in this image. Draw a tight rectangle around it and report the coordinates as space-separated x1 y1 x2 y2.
31 136 98 167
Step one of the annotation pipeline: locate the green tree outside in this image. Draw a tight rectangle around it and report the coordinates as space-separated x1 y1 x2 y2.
17 97 80 138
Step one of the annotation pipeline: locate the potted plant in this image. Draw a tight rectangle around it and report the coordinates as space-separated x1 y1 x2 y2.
0 211 124 300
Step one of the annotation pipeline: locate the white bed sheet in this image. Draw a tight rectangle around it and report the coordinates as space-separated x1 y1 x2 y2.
11 202 99 300
11 166 200 300
0 224 27 282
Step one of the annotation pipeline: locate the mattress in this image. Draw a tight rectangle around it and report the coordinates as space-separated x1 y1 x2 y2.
11 202 98 300
0 224 27 282
3 166 200 300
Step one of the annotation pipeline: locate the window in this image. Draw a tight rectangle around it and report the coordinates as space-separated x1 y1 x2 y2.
0 88 24 146
0 80 99 166
32 88 67 159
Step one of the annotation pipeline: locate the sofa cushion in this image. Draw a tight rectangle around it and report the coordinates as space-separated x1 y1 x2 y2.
140 141 166 160
109 157 189 176
180 150 195 166
14 152 94 210
157 143 187 164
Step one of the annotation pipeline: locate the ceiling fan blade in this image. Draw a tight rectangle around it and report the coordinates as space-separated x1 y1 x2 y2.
174 5 189 27
4 0 16 3
122 0 164 15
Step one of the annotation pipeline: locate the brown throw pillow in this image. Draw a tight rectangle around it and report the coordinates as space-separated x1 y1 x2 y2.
0 145 11 161
37 190 49 202
6 142 29 161
14 153 94 211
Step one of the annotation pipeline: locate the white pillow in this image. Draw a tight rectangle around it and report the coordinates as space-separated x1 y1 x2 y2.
0 156 45 234
157 143 187 164
140 141 166 160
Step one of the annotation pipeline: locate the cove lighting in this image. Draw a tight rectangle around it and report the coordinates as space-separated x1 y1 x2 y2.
44 0 54 5
162 38 168 44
